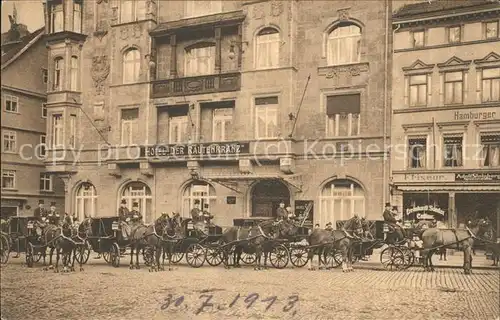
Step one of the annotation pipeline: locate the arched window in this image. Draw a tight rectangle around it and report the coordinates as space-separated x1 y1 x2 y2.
123 48 141 84
53 57 64 91
327 23 361 66
182 181 216 218
185 44 215 76
251 180 290 217
70 56 79 91
75 183 97 222
256 28 280 69
319 179 365 228
121 181 153 222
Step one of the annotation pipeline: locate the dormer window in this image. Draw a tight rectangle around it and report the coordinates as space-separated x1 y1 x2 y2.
51 1 64 33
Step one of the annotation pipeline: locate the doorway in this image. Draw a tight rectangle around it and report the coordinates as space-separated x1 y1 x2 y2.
251 180 290 217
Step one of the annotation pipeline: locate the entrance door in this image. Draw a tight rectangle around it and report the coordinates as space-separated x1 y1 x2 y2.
251 180 290 217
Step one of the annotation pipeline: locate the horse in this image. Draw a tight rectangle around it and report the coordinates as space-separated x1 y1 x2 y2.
420 218 492 274
308 216 363 272
128 213 170 271
221 219 295 270
40 216 81 272
157 213 183 271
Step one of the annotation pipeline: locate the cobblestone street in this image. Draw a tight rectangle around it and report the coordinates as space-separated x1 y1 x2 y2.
1 255 498 320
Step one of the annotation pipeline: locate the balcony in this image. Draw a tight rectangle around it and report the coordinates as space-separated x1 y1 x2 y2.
151 72 241 98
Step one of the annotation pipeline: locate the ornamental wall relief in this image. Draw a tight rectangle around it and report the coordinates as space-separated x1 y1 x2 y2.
91 55 110 95
120 24 142 40
270 1 283 17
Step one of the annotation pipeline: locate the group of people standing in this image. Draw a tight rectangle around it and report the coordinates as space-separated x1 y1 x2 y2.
32 200 73 234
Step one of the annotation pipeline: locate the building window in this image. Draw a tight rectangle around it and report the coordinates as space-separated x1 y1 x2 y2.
121 181 152 223
481 133 500 167
42 68 48 84
169 115 189 144
212 108 233 142
256 28 280 69
75 183 98 222
2 130 16 153
42 103 47 118
4 95 18 113
484 21 499 39
182 181 216 218
120 108 139 145
69 114 77 148
482 68 500 102
319 179 365 228
448 26 461 43
409 74 428 107
51 1 64 33
326 94 361 137
408 137 426 169
39 135 46 158
120 0 147 23
53 57 64 91
40 173 53 192
412 30 425 48
186 0 222 18
1 170 16 189
52 114 64 147
73 2 82 33
327 23 361 66
444 71 463 105
70 56 79 91
443 136 463 167
185 45 215 76
255 96 279 139
123 49 140 84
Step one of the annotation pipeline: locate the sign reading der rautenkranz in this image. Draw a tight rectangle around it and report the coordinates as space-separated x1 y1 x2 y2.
141 142 250 158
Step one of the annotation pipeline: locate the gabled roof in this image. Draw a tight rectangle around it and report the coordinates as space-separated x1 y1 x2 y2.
1 27 45 69
393 0 499 20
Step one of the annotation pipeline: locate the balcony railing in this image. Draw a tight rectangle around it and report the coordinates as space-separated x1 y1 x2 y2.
151 72 241 98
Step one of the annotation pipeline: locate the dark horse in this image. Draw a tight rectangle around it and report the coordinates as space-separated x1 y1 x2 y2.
420 218 491 274
158 213 183 271
128 213 170 271
221 219 297 270
308 216 363 272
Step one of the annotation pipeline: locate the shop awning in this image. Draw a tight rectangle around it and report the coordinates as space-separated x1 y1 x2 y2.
398 185 500 192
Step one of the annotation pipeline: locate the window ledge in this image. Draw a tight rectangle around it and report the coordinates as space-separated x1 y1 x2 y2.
2 151 17 154
4 110 20 114
110 81 150 88
40 190 55 193
111 19 154 28
1 188 18 191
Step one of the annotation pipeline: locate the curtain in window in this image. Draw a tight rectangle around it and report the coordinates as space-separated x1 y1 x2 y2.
444 138 462 167
185 46 215 76
123 49 140 83
327 24 361 65
256 29 279 69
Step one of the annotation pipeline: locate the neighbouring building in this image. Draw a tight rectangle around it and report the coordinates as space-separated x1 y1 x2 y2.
43 0 392 227
391 0 500 235
1 8 65 219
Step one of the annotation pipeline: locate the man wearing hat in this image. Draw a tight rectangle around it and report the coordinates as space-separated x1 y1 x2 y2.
128 202 143 223
191 200 202 222
201 203 214 224
47 201 60 225
276 201 287 221
383 202 405 243
33 200 46 221
118 199 130 221
325 222 333 231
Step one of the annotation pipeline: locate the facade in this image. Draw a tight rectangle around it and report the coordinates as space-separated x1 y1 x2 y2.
43 0 391 227
1 12 65 219
391 0 500 235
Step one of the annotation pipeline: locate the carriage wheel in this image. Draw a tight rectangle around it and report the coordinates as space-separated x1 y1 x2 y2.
74 240 91 265
110 243 120 268
169 242 184 264
0 233 10 264
241 251 257 265
380 246 405 271
143 247 153 266
324 248 342 268
205 246 224 267
25 242 35 268
289 246 309 268
103 251 111 263
34 247 44 263
269 244 289 269
399 246 415 269
186 243 206 268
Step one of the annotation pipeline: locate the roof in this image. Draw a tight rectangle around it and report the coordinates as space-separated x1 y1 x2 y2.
393 0 500 20
1 27 45 69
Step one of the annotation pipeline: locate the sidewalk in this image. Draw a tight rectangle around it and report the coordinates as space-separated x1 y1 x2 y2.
359 248 498 270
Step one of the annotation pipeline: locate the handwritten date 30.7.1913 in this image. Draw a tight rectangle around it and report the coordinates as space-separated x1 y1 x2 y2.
158 293 299 316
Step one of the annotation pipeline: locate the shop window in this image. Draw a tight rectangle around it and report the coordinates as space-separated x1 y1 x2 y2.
75 183 97 222
256 28 280 69
120 181 152 223
408 137 426 169
443 136 463 167
326 94 360 137
319 179 365 228
481 133 500 167
255 96 279 139
327 23 361 65
481 68 500 102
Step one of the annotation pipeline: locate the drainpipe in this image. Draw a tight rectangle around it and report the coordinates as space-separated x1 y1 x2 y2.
382 0 390 209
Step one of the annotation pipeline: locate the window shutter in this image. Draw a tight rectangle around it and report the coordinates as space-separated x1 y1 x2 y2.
326 94 360 116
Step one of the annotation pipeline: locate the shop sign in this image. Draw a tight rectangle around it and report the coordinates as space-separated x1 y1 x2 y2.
392 173 455 183
455 172 500 182
406 205 445 217
294 200 314 226
454 110 497 121
141 142 250 158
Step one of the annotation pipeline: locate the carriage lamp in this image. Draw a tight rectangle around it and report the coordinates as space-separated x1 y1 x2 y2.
228 40 248 60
